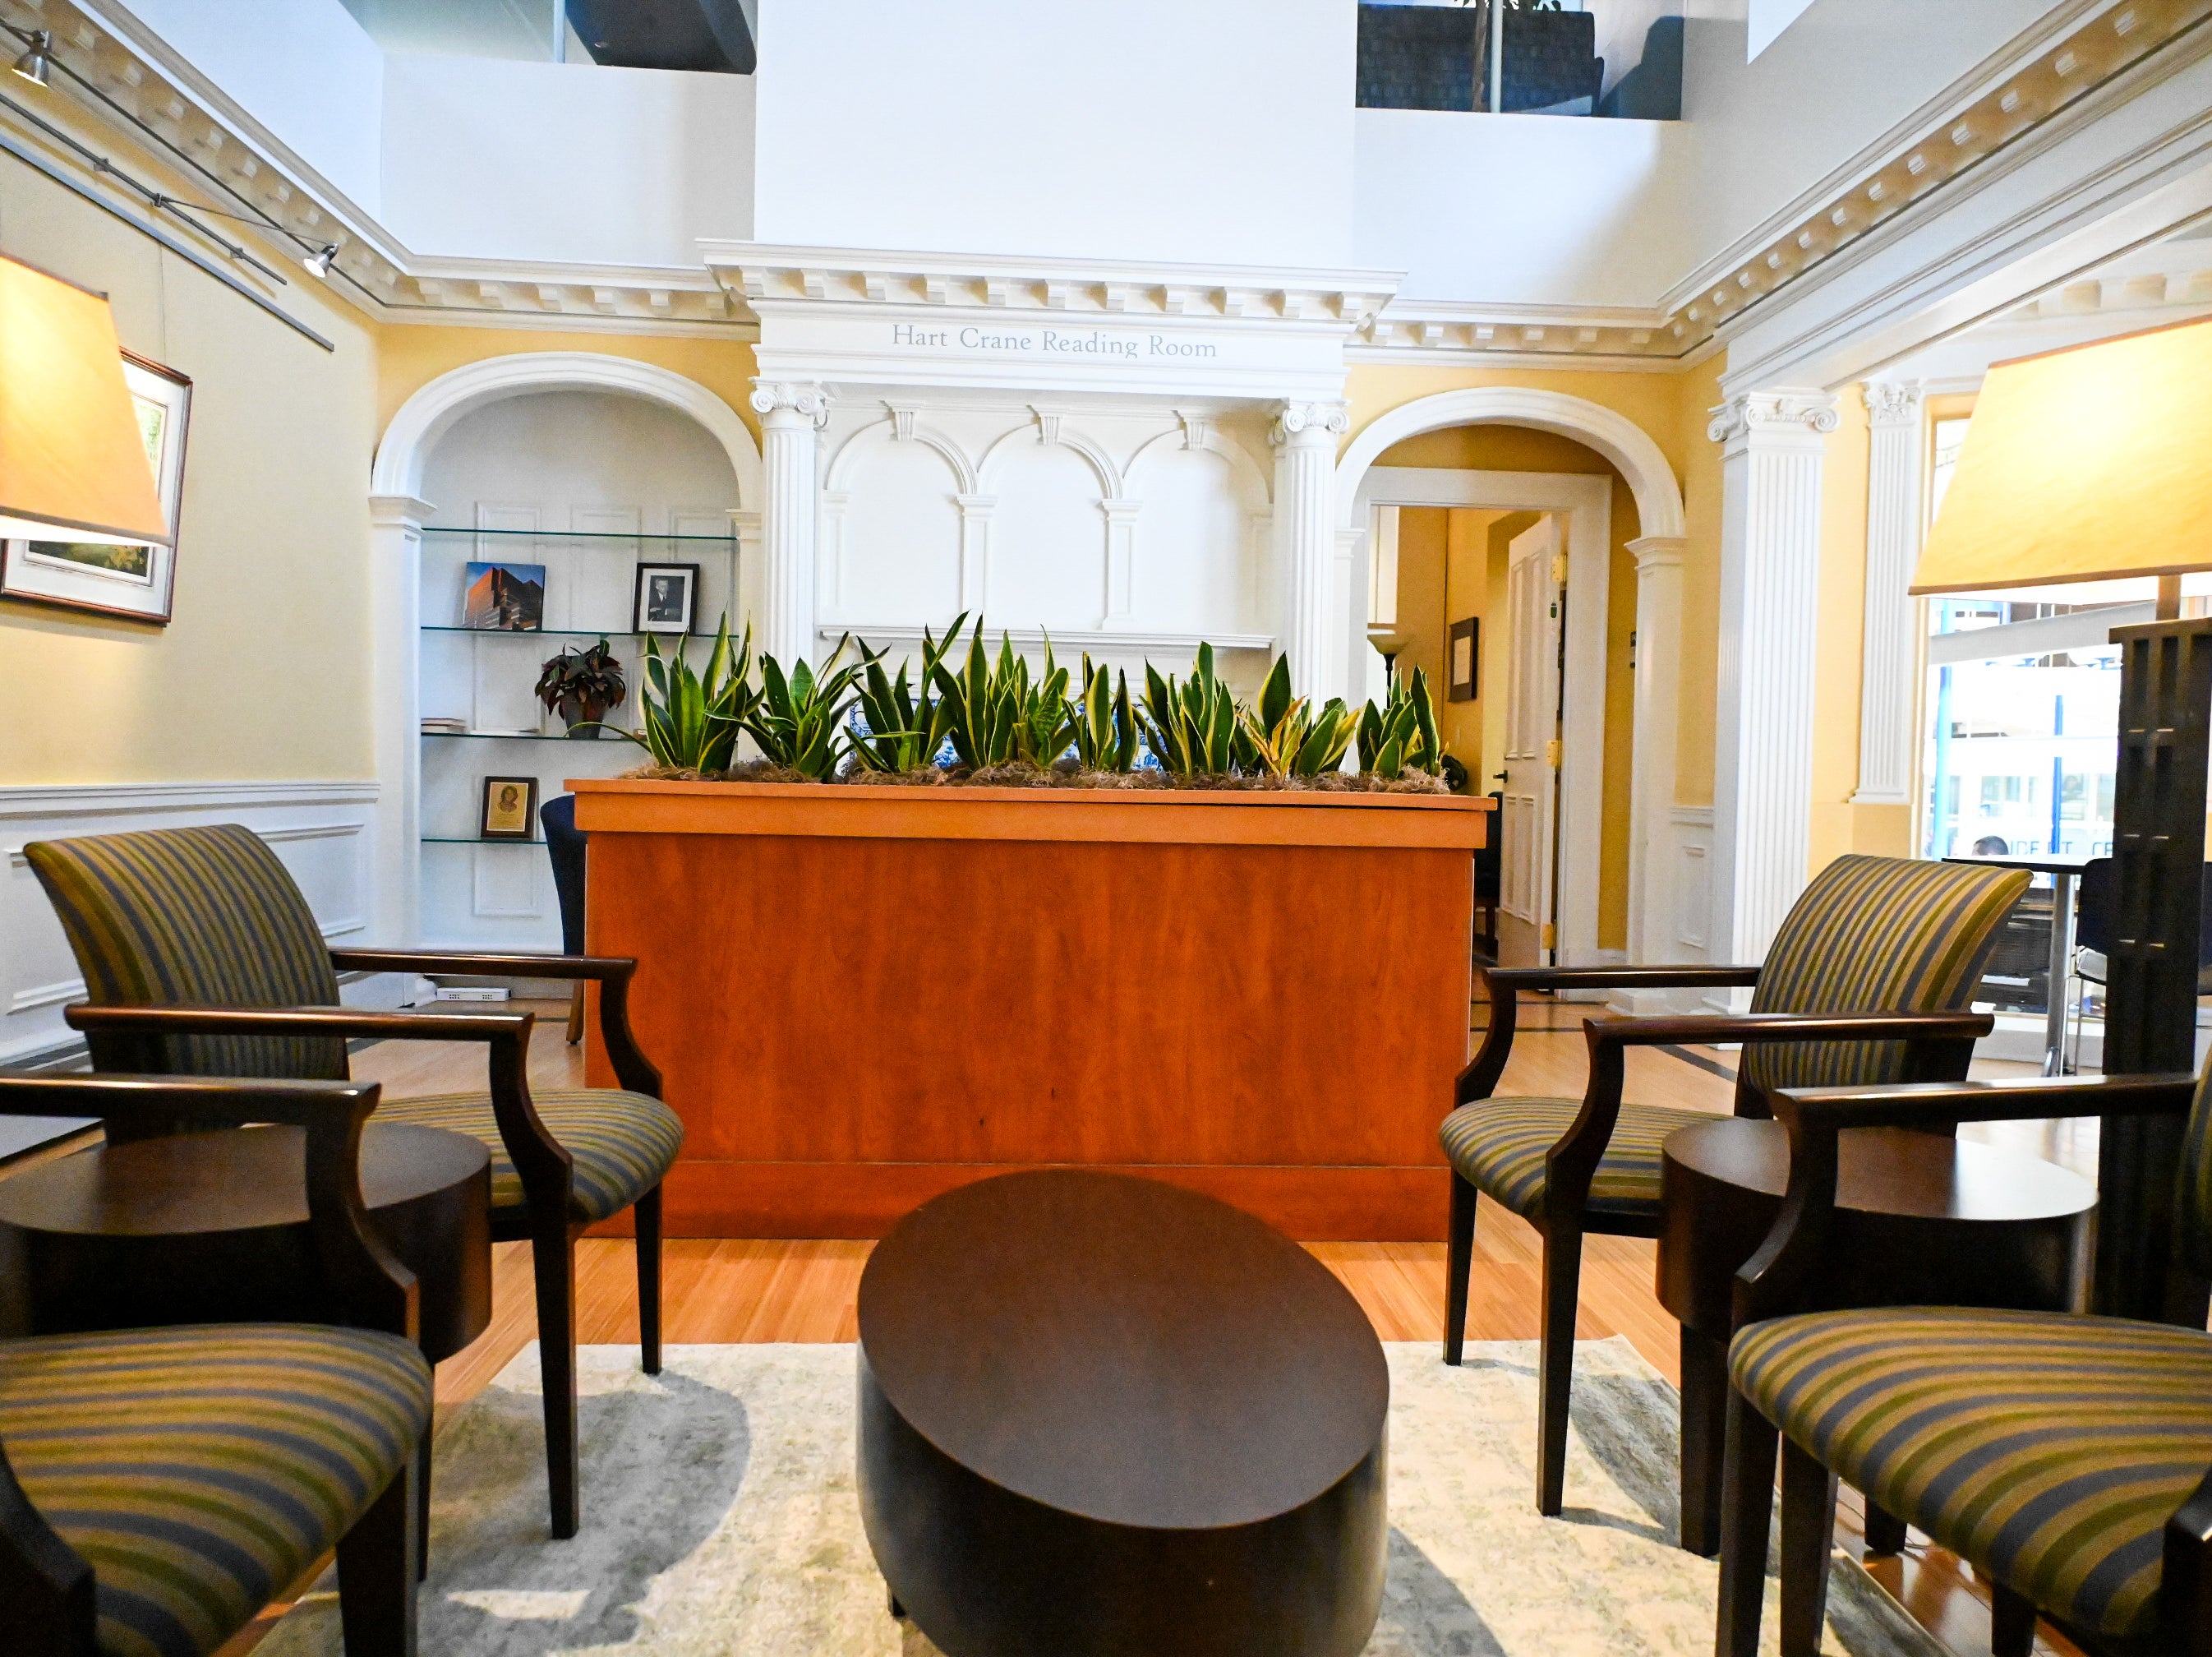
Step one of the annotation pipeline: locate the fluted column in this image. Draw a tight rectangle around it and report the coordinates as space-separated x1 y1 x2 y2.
1273 400 1348 699
1626 534 1687 969
1708 391 1840 976
369 493 434 949
1855 381 1926 805
749 380 829 667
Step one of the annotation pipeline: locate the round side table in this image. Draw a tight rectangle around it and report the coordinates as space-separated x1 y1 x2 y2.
0 1121 492 1363
1658 1118 2095 1557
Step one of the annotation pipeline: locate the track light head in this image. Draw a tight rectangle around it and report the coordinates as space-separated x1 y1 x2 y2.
12 30 52 87
301 243 338 279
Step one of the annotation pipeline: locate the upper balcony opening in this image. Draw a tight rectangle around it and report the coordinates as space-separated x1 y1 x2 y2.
1357 1 1684 121
336 0 756 72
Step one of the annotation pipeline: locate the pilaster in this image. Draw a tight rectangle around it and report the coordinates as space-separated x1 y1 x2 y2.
1625 535 1688 970
368 493 435 949
1272 400 1348 699
1708 391 1839 978
1100 501 1142 621
1855 381 1926 806
954 495 996 614
749 379 830 667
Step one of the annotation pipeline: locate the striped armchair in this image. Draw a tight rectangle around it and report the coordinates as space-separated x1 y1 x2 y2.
1716 1069 2212 1657
0 1074 429 1657
23 823 683 1543
1440 854 2025 1519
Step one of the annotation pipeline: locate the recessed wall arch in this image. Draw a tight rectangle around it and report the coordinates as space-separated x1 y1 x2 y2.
978 416 1123 501
827 412 979 496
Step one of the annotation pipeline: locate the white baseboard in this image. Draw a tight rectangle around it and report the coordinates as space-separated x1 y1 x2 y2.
0 781 380 1064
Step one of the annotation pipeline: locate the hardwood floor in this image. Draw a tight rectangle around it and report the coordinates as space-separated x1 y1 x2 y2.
320 996 2085 1655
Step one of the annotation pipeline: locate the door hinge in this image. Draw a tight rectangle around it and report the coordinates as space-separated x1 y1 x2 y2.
1545 738 1562 769
1551 552 1569 586
1541 922 1556 949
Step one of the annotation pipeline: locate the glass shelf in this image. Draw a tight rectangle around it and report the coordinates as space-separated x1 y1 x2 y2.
421 729 636 741
422 838 546 847
422 527 735 542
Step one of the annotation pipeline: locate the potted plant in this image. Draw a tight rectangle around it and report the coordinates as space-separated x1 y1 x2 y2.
537 637 627 738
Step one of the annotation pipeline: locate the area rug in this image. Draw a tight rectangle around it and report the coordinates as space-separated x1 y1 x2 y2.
258 1340 1942 1656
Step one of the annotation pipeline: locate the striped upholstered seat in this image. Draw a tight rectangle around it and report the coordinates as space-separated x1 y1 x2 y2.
380 1087 683 1223
1442 855 2029 1222
1733 1306 2212 1642
1440 1096 1698 1220
0 1323 430 1657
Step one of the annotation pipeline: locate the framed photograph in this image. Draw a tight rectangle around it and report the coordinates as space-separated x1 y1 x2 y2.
633 562 699 635
479 776 540 842
1 353 192 624
463 561 546 631
1447 616 1480 703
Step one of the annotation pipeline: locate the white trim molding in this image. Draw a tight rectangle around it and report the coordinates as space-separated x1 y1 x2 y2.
0 781 381 1063
1708 391 1841 986
1855 381 1928 805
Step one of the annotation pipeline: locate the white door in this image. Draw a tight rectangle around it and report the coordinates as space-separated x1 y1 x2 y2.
1500 517 1563 966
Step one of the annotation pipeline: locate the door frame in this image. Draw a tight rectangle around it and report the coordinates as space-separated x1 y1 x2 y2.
1353 466 1612 968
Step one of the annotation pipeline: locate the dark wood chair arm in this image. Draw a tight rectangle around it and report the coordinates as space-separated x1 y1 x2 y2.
61 1004 574 1217
0 1442 91 1657
326 950 663 1098
1732 1073 2197 1328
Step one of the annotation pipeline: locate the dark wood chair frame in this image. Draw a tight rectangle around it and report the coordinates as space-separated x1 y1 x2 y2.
0 1073 424 1657
1447 962 1992 1527
62 948 666 1543
1714 1071 2212 1657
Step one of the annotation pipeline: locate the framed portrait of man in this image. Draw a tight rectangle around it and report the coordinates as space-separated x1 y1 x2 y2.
632 561 700 635
479 775 540 842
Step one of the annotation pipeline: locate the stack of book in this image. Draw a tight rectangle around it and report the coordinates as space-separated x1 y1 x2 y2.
421 716 469 735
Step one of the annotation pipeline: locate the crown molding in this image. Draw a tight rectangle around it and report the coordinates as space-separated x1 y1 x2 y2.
1348 298 1689 371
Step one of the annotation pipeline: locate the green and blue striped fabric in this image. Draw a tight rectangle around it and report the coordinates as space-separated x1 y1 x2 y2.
24 825 347 1081
1740 853 2029 1096
378 1087 683 1223
0 1324 430 1657
1440 1096 1703 1220
1732 1306 2212 1642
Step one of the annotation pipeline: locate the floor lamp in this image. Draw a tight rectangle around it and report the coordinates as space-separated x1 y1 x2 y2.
1911 314 2212 1322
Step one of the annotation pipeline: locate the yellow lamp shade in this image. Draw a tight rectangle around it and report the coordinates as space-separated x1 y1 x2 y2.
0 255 168 547
1910 314 2212 595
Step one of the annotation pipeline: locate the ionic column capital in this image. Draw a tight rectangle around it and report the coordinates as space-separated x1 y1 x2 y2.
1271 400 1350 448
1861 380 1925 428
1707 390 1840 451
749 379 832 428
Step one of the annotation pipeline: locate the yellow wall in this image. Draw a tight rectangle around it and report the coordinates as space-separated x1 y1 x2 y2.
1373 422 1642 950
0 143 379 784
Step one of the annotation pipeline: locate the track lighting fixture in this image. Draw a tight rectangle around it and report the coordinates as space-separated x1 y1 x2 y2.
12 30 52 87
301 243 337 279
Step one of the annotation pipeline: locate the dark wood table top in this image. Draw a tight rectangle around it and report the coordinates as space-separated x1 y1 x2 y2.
0 1122 489 1236
1665 1119 2094 1222
857 1169 1387 1532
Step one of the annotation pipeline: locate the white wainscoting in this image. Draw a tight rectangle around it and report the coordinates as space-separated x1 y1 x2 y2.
0 781 385 1063
1609 804 1717 1016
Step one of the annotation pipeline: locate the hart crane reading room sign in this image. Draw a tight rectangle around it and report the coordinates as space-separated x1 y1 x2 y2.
891 323 1219 361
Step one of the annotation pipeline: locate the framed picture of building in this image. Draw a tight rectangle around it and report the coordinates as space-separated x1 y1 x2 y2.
0 353 192 624
1447 616 1480 702
479 776 540 841
633 561 699 635
462 561 546 630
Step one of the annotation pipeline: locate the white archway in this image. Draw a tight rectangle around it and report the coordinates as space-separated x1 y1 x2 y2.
372 351 763 505
1334 385 1692 985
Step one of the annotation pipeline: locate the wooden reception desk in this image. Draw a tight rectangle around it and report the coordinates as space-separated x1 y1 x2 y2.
572 779 1488 1240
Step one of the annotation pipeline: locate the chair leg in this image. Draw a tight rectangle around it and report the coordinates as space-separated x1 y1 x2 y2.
1989 1581 2037 1657
337 1460 418 1657
1779 1437 1838 1657
1443 1172 1477 1367
1679 1326 1729 1557
565 981 584 1045
636 1182 664 1377
1536 1222 1584 1517
529 1216 581 1540
412 1429 432 1581
1862 1498 1907 1556
1715 1388 1780 1657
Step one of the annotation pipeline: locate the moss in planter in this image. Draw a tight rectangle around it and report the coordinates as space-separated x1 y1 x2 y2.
614 760 1451 795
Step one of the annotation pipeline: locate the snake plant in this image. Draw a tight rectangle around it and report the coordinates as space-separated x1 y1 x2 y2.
1357 664 1444 777
611 616 754 773
1239 654 1358 778
1072 654 1140 772
929 621 1076 769
1140 643 1246 775
848 614 969 773
745 635 866 779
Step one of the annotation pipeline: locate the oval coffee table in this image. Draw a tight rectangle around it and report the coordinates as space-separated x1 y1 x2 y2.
0 1121 493 1362
1659 1118 2095 1557
857 1169 1389 1657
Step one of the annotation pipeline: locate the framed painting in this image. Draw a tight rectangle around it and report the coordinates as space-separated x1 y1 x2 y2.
633 561 699 635
479 776 540 842
1447 616 1480 703
1 353 192 623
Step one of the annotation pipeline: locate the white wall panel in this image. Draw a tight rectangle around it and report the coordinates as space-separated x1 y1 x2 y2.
987 442 1111 633
830 431 965 627
1125 445 1265 634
